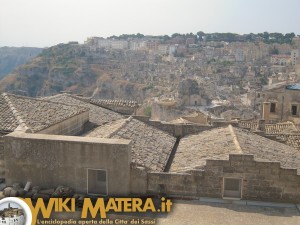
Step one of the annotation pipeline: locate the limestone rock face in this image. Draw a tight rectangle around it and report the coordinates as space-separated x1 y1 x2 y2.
178 79 200 96
0 47 42 80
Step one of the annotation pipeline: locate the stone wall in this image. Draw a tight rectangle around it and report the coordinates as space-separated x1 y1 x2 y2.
0 137 4 178
4 132 131 195
37 111 89 135
148 172 198 197
151 102 181 122
132 116 213 137
147 154 300 203
130 166 148 195
0 137 3 158
262 87 300 122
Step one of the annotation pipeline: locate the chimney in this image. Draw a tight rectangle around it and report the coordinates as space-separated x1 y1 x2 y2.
262 102 270 120
258 119 265 131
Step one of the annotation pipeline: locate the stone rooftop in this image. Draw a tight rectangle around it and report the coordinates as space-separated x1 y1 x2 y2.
171 125 300 174
0 94 19 133
44 94 124 125
84 117 177 172
0 93 88 133
90 99 139 109
276 134 300 151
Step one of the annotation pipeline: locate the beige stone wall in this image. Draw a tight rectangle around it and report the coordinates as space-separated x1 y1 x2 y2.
130 166 148 195
0 137 4 178
148 154 300 203
4 132 131 195
262 88 300 122
182 113 209 124
151 102 181 122
38 111 89 135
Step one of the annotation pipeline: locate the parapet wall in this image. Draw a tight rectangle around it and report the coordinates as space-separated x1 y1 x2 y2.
132 116 213 137
0 137 4 178
0 137 3 158
4 132 131 195
37 111 89 136
147 154 300 203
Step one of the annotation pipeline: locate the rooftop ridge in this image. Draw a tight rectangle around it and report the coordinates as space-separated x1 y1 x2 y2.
228 125 242 153
85 117 131 138
107 116 133 138
90 98 139 108
36 94 89 111
1 93 32 133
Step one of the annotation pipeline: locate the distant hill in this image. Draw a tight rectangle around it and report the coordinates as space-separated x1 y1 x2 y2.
0 47 43 79
0 43 148 100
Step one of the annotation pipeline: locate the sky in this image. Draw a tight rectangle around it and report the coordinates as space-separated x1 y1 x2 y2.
0 202 22 210
0 0 300 47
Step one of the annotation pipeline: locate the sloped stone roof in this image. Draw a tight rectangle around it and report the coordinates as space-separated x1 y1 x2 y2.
276 134 300 151
84 117 177 172
91 99 138 109
171 125 300 174
45 94 124 125
0 93 88 133
0 94 19 133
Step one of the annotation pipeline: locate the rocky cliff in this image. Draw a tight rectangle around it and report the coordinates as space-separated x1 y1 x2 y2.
0 47 42 80
0 44 148 100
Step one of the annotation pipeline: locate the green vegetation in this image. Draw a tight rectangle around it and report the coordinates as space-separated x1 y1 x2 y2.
105 32 297 45
108 33 145 40
269 47 279 55
144 106 152 117
144 84 154 90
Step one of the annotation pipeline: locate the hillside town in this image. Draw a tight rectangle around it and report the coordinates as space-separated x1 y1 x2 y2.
0 32 300 222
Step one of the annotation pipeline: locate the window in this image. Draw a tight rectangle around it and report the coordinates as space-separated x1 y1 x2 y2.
223 178 242 199
292 105 298 116
270 103 276 113
87 169 107 196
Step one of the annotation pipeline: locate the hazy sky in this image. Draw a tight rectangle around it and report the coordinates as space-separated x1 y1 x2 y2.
1 0 300 47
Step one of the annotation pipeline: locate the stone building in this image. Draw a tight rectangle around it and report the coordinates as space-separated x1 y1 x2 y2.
148 125 300 203
0 203 24 225
0 93 89 135
261 83 300 123
44 93 125 126
0 93 128 196
1 93 300 203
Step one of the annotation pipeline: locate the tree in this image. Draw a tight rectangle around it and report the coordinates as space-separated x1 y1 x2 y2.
197 31 205 41
263 32 269 40
144 106 152 117
270 47 279 55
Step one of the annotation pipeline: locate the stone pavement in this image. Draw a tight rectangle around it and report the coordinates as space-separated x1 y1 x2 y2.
156 200 300 225
49 200 300 225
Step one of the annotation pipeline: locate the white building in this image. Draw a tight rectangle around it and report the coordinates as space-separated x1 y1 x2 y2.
98 39 111 49
0 204 25 225
234 49 245 62
129 40 147 51
0 215 25 225
291 49 300 65
169 45 177 55
157 45 169 55
111 40 129 50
